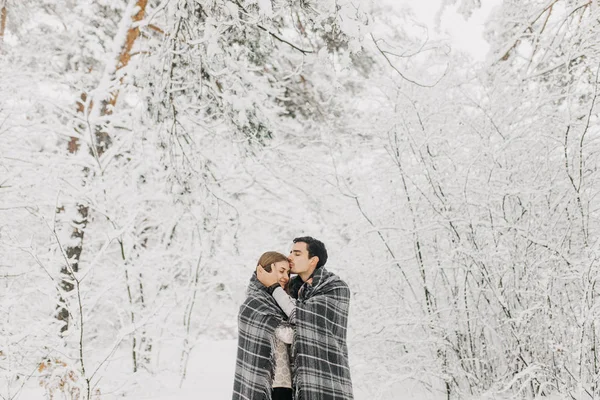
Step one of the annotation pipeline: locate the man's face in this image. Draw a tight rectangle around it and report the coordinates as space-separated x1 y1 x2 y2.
289 241 316 274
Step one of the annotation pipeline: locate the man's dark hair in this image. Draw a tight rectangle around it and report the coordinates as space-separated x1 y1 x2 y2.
293 236 328 268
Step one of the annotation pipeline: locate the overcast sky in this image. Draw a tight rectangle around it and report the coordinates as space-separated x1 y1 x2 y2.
396 0 502 61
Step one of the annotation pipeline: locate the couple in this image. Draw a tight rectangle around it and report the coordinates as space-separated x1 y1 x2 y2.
232 236 353 400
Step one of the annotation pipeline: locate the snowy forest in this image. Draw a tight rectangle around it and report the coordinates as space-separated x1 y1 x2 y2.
1 0 600 399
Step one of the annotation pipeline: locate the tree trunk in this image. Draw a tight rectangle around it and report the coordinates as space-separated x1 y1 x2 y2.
0 1 7 46
56 0 149 334
107 0 148 111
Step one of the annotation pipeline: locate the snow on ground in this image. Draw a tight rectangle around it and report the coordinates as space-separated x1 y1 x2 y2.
127 339 238 400
122 339 442 400
15 340 237 400
9 337 465 400
15 339 563 400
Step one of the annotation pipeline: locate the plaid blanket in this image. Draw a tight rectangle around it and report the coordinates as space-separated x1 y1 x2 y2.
292 267 353 400
233 273 286 400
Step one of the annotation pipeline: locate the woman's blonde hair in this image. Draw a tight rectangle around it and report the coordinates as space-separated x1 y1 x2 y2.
257 251 290 293
257 251 288 272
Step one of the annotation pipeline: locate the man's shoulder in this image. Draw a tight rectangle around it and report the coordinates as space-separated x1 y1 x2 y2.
320 268 350 295
322 268 348 285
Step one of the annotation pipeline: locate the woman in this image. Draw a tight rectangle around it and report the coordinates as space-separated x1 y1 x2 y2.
232 251 294 400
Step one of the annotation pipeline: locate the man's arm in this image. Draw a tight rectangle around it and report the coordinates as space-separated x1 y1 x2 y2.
299 281 351 341
271 287 296 324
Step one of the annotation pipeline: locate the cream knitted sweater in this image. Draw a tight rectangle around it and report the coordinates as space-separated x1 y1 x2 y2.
272 325 294 388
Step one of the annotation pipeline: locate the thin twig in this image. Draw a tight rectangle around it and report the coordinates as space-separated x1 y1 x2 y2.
233 0 313 54
371 33 446 88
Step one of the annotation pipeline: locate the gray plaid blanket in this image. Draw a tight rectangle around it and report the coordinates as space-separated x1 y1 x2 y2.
292 267 353 400
233 273 286 400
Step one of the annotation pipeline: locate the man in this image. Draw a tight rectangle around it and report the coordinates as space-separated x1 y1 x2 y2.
257 236 354 400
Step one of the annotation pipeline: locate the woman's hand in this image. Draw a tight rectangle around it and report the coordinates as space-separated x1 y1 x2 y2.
256 264 279 287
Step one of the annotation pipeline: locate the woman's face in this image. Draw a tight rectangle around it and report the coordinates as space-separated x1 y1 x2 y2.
273 260 291 288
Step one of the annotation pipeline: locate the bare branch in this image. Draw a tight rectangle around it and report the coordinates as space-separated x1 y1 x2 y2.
371 34 446 88
232 0 313 54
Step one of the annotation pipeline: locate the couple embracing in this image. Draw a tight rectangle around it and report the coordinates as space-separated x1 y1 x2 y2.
232 236 353 400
